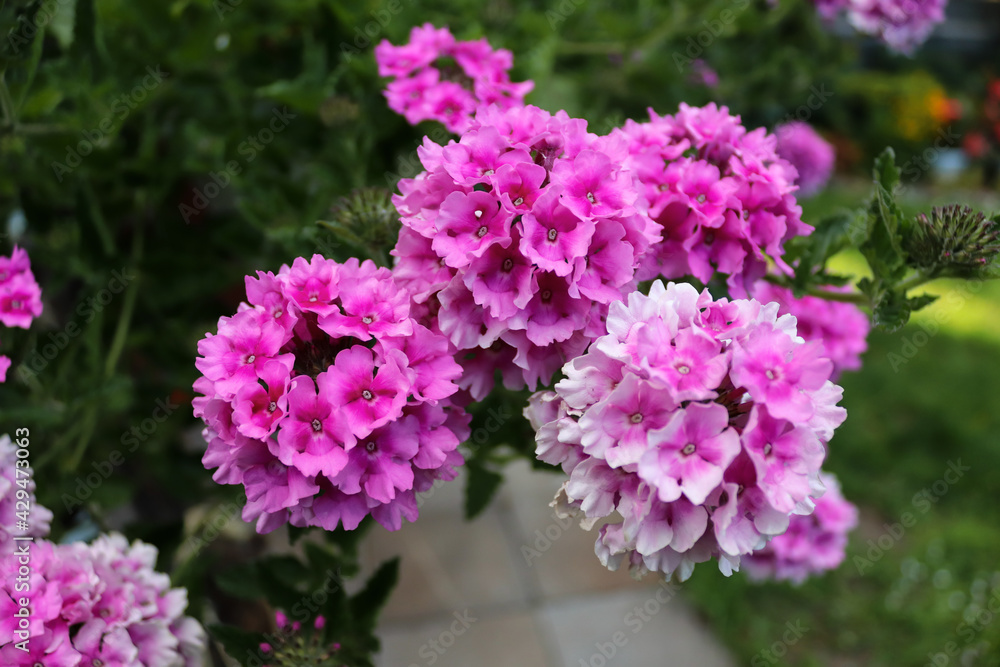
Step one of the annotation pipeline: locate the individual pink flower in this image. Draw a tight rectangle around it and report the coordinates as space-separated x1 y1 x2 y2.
375 24 534 133
392 105 659 398
194 256 469 533
744 472 858 583
529 281 847 581
810 0 947 53
752 282 869 378
0 247 43 375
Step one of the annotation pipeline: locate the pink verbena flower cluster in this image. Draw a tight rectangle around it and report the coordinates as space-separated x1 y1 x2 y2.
615 104 811 296
774 121 836 198
0 246 43 382
752 283 869 378
743 472 858 584
375 24 534 133
526 281 847 581
390 104 660 398
0 434 52 556
812 0 947 53
0 533 205 666
194 256 469 534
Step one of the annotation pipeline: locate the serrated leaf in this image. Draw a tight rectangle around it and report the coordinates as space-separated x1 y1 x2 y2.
209 624 265 664
464 463 504 520
907 293 938 312
350 558 400 630
872 289 911 332
873 147 900 193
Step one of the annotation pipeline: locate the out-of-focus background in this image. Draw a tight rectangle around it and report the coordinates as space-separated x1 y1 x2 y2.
2 0 1000 664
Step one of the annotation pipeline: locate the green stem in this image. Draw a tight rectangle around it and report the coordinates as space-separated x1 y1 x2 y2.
104 222 144 379
896 272 935 293
762 275 870 305
0 73 17 130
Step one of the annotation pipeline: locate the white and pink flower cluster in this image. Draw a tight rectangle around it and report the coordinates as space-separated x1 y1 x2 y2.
0 246 43 382
743 472 858 584
752 283 869 378
375 24 534 133
615 104 811 296
391 104 660 398
0 434 52 556
0 533 206 667
813 0 947 53
527 281 847 581
774 121 836 198
194 256 470 534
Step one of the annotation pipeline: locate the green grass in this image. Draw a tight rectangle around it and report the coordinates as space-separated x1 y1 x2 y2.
684 328 1000 666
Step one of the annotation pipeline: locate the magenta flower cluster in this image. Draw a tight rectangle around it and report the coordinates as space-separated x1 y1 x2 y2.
615 103 811 296
744 472 858 584
0 246 43 382
774 121 836 198
0 533 205 666
0 434 52 555
194 256 470 534
526 281 847 581
391 104 661 398
812 0 947 53
752 283 869 378
375 24 534 133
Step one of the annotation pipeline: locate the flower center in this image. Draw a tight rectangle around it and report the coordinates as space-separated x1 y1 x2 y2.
477 225 488 237
547 228 558 241
362 389 374 400
765 369 776 380
309 294 318 302
704 233 715 245
474 209 484 219
246 355 256 364
365 442 376 453
311 419 322 432
676 364 691 375
696 194 706 204
586 192 596 204
93 661 104 667
630 413 643 424
483 169 494 176
273 309 283 319
682 443 697 456
362 316 373 324
763 443 772 456
513 196 524 206
11 300 21 309
502 258 514 272
541 289 553 301
268 401 277 413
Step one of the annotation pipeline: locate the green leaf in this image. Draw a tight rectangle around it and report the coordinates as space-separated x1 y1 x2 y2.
871 289 910 332
209 624 265 665
906 293 939 313
215 562 265 600
350 558 400 630
873 146 900 194
464 462 504 520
